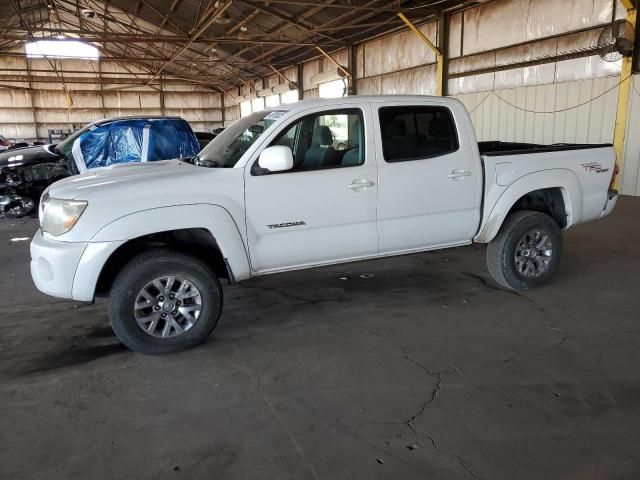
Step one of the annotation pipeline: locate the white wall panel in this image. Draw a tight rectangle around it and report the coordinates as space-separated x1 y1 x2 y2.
621 75 640 196
460 0 616 56
450 55 622 95
453 76 619 145
453 74 640 196
224 105 240 127
0 79 224 142
361 22 437 77
103 109 162 118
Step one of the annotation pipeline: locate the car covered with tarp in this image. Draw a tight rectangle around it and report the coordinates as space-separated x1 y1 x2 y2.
0 116 200 218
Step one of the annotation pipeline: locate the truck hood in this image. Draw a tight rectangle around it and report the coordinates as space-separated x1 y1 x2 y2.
47 159 200 199
0 144 62 169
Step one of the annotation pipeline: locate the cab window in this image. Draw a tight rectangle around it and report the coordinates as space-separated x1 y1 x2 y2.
253 108 364 175
379 106 459 162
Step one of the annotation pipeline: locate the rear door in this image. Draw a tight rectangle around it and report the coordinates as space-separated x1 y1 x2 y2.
374 102 481 253
244 105 379 272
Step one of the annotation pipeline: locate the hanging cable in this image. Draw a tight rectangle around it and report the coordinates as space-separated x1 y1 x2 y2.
467 91 492 113
486 75 632 114
633 75 640 97
403 48 433 94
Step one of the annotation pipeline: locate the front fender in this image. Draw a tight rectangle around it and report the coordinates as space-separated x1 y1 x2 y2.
475 169 582 243
90 203 251 281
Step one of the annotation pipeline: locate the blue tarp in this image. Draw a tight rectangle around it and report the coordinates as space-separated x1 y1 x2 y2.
77 118 200 169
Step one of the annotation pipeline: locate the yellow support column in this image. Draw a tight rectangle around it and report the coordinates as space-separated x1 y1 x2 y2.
398 12 444 96
613 1 637 191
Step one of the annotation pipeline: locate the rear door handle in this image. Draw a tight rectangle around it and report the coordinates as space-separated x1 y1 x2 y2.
448 170 471 179
347 180 375 190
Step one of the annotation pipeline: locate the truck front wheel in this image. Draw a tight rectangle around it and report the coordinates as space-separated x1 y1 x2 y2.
486 210 563 290
109 250 223 354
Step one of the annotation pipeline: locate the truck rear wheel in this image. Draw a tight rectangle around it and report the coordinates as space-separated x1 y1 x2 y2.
109 250 223 354
486 210 563 290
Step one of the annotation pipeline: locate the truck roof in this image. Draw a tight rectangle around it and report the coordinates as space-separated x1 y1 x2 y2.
268 95 462 113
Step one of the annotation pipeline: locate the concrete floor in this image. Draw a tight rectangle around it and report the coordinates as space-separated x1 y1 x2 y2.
1 198 640 480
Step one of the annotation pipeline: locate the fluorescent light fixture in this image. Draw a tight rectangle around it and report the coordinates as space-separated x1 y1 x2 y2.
26 40 99 60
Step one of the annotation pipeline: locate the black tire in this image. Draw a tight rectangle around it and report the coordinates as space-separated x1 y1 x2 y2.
109 249 223 354
486 210 563 290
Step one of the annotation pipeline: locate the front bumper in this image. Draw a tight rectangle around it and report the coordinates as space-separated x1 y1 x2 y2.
30 229 124 301
599 191 618 219
30 229 87 300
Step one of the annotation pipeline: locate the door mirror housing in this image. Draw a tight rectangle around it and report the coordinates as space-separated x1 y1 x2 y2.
258 146 293 172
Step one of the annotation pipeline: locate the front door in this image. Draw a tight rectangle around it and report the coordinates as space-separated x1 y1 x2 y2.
244 106 378 273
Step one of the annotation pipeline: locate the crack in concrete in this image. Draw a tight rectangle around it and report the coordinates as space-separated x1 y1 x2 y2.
229 343 320 480
462 271 640 335
239 284 343 306
346 318 484 480
417 431 486 480
327 420 407 430
363 328 451 430
235 271 589 480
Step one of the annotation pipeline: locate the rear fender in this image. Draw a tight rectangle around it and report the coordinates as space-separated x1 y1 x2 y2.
475 169 581 243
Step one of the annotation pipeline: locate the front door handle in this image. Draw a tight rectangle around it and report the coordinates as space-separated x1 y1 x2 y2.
347 180 376 190
448 169 471 180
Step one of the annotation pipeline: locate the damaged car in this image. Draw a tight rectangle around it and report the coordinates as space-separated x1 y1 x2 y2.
0 116 201 218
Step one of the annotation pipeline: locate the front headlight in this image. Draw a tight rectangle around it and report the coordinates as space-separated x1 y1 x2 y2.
41 197 88 236
39 190 50 222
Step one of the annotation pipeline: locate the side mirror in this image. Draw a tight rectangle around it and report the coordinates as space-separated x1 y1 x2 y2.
258 145 293 172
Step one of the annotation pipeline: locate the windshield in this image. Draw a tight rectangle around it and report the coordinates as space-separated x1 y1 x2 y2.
197 110 283 167
55 124 95 157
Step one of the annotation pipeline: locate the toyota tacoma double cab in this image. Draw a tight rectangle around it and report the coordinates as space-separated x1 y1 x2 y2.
30 96 618 354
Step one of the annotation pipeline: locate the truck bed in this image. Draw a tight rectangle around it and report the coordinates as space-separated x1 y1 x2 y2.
478 141 613 156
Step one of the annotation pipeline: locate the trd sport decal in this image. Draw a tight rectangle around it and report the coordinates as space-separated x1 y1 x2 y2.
581 162 609 174
267 221 306 229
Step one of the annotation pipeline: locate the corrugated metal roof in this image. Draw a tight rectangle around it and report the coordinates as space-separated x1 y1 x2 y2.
0 0 472 89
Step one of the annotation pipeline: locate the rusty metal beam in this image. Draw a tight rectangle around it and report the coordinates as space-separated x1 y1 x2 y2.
398 11 444 95
245 0 410 12
0 30 330 46
0 51 277 66
145 1 232 85
238 0 395 73
268 65 297 88
239 0 343 45
315 46 350 77
0 73 221 86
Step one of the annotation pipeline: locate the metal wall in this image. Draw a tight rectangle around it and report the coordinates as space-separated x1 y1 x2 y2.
229 66 298 120
453 74 640 196
453 76 620 144
0 55 224 142
355 21 438 96
621 75 640 196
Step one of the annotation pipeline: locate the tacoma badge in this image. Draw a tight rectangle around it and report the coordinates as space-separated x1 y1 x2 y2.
267 221 306 229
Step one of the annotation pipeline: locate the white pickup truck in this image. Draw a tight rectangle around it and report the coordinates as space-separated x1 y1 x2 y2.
30 95 618 354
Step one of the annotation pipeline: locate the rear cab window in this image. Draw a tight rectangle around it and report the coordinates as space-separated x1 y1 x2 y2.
379 106 459 163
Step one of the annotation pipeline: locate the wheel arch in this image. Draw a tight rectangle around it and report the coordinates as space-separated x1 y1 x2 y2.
74 204 251 300
94 227 231 298
475 169 582 244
